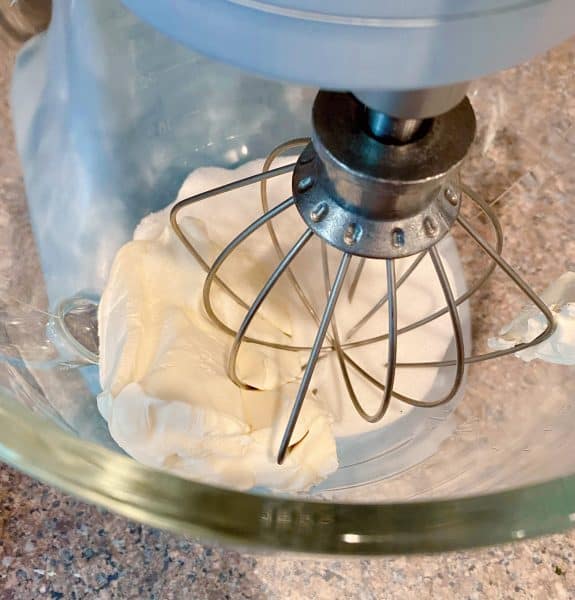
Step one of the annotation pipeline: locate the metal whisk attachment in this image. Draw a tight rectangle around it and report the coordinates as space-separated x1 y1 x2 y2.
171 92 555 464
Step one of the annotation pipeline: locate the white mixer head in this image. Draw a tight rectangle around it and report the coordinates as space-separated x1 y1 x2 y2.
121 0 574 92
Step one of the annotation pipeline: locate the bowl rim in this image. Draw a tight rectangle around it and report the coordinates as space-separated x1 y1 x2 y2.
1 390 574 555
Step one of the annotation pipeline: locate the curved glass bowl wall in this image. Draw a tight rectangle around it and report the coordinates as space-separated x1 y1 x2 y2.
1 0 575 554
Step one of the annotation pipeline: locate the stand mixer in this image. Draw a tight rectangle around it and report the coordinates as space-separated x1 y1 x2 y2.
2 0 575 552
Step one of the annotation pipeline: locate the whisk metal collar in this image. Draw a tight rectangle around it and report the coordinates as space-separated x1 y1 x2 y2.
292 92 476 259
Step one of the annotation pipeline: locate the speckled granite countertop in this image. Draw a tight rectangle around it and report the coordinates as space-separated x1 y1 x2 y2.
1 10 575 599
1 463 574 599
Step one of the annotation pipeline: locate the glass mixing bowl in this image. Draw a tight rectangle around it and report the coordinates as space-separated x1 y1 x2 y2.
1 1 575 554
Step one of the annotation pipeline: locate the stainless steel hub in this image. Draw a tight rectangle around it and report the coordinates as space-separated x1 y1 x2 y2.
293 92 476 259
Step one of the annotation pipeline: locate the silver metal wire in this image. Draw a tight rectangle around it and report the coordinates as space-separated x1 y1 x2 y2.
227 228 314 388
339 184 503 352
353 260 398 422
391 192 556 369
339 245 465 410
348 257 366 302
170 138 557 461
322 244 398 424
260 139 321 327
277 252 352 464
202 196 317 353
345 251 427 342
170 162 296 314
